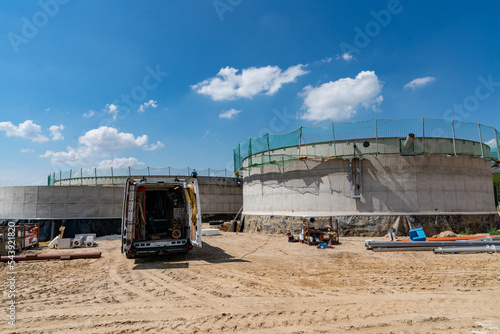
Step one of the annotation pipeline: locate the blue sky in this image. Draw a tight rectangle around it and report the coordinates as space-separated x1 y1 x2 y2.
1 0 500 185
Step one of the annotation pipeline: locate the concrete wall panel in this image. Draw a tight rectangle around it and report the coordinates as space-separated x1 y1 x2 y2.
0 176 242 219
243 156 496 216
37 187 53 204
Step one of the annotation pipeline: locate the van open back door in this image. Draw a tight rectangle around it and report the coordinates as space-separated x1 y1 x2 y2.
186 179 202 247
121 178 136 253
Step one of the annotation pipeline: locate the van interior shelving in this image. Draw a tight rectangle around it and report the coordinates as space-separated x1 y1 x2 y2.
122 178 202 258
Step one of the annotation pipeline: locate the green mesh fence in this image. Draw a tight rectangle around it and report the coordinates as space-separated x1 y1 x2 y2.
454 121 481 142
269 128 301 150
233 118 500 173
301 124 333 144
48 166 235 186
334 119 378 140
422 119 453 138
251 134 269 155
377 119 424 138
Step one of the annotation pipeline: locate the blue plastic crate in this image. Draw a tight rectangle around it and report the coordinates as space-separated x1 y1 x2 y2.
409 228 426 241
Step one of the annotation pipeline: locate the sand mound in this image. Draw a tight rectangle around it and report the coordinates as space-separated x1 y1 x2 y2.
432 230 457 238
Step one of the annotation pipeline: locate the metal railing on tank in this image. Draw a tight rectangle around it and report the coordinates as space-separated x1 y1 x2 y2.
47 167 235 186
233 118 500 173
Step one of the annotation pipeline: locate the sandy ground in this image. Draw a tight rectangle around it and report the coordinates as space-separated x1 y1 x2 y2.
1 231 500 334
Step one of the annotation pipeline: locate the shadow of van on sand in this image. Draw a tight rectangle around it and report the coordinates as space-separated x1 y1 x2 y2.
132 240 249 270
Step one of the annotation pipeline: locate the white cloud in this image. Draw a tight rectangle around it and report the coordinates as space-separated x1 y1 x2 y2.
203 130 210 138
0 120 48 142
336 53 355 62
97 157 145 169
486 138 498 148
40 126 164 167
192 64 309 101
314 57 333 65
83 110 95 118
49 124 64 141
21 148 34 153
219 108 242 119
144 141 165 151
138 100 158 112
299 71 383 121
105 103 119 121
40 146 94 167
404 76 435 90
44 107 50 112
79 126 162 151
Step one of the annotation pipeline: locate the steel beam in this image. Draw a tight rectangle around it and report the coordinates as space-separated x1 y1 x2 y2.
1 252 101 262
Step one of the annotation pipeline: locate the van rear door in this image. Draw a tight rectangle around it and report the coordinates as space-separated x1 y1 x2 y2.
122 178 136 253
186 180 202 247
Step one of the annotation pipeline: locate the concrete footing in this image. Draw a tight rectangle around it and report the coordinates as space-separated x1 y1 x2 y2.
242 213 500 237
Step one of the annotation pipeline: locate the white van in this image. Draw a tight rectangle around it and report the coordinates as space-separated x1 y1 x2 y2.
121 177 202 258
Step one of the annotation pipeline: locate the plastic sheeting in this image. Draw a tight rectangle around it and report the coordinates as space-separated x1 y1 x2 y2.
62 219 121 239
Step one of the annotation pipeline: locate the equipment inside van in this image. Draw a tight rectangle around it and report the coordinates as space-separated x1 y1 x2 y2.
121 177 202 258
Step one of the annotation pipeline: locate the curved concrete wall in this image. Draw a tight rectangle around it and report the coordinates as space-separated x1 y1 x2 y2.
242 156 496 216
0 186 123 219
0 176 243 220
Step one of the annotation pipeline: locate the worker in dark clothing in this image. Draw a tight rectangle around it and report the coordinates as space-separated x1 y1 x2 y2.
191 169 198 178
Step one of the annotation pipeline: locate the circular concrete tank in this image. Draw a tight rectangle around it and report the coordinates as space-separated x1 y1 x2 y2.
0 176 242 221
0 175 242 242
243 156 493 216
234 119 500 236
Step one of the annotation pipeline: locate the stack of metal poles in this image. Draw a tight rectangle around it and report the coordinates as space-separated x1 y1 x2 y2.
365 238 500 254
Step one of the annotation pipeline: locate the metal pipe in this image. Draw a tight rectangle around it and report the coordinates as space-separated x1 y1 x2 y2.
398 235 497 242
478 122 484 158
496 128 500 160
403 133 416 150
332 122 337 158
451 120 457 156
358 158 363 201
298 127 302 160
433 245 497 254
349 159 353 200
349 158 362 200
422 118 425 155
365 240 500 250
1 252 102 262
267 133 271 164
372 247 434 252
249 138 252 169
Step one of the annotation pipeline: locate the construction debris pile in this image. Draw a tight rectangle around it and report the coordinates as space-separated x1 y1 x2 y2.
0 222 39 255
53 234 97 249
299 217 339 245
